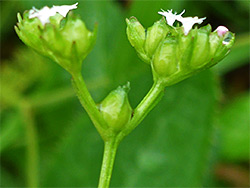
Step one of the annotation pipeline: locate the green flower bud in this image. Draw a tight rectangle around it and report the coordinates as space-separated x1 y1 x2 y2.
209 32 221 57
99 83 132 131
152 37 178 78
211 31 235 65
15 5 97 74
15 12 46 55
144 18 169 58
189 28 210 68
126 17 150 63
126 17 172 64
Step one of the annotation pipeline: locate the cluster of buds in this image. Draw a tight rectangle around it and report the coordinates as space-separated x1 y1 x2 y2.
126 9 235 86
15 5 235 132
15 3 97 75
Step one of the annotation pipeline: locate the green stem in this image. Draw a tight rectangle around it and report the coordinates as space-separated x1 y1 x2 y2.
119 80 165 140
71 72 108 137
98 137 119 188
21 102 39 188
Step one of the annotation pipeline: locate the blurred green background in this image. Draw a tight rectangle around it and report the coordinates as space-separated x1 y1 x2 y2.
0 0 249 187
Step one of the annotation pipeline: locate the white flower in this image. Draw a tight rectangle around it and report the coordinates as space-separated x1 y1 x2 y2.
158 9 185 26
177 16 206 35
215 26 229 37
29 3 78 25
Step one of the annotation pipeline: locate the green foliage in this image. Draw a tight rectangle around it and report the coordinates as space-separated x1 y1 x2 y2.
0 48 48 102
218 93 250 161
0 112 24 153
114 71 217 187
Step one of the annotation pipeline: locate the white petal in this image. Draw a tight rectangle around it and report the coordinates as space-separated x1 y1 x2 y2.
158 9 185 26
177 16 206 35
28 3 78 25
52 3 78 17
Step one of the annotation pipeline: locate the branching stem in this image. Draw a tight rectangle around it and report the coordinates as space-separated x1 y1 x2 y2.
71 70 165 188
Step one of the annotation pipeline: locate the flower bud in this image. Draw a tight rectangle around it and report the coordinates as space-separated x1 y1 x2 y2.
152 38 178 78
15 4 97 74
189 29 210 68
99 83 132 131
215 26 229 37
126 17 150 63
210 31 235 65
126 17 173 64
15 12 46 55
144 18 169 58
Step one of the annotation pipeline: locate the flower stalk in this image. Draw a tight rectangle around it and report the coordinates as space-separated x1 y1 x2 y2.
117 80 165 141
71 72 109 139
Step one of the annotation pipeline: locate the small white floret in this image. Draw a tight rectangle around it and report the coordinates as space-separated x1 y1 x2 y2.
158 9 185 26
177 16 206 35
29 3 78 25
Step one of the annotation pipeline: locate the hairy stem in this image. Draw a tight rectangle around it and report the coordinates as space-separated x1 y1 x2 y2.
98 137 119 188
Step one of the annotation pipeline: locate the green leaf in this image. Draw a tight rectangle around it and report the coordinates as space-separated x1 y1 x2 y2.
0 166 23 187
218 92 250 161
41 115 103 187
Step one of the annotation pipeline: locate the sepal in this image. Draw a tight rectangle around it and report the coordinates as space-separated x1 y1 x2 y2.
152 37 178 78
126 17 150 63
145 18 169 58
